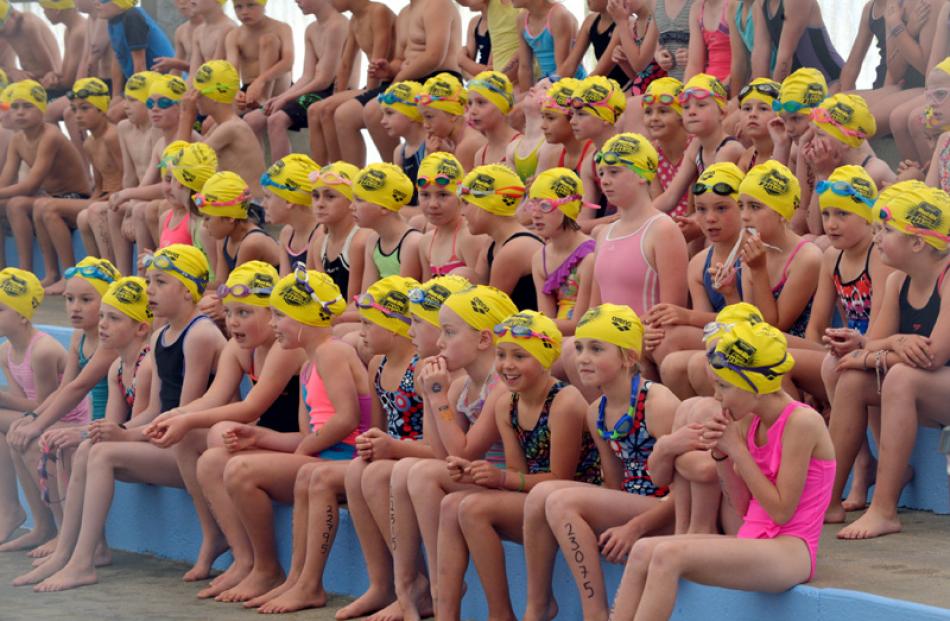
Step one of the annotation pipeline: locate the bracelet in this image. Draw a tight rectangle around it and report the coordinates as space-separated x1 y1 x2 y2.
22 410 37 420
518 471 526 492
863 350 872 370
118 423 127 430
711 450 728 462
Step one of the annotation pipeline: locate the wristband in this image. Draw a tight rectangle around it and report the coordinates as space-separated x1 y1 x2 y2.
118 423 127 430
518 471 526 492
23 411 37 420
711 450 728 462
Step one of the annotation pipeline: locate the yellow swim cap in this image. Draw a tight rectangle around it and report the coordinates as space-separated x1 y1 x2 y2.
817 165 877 223
494 310 562 369
102 276 153 324
596 133 659 182
0 0 9 24
642 77 684 115
148 74 188 102
8 80 47 113
457 164 526 216
739 159 800 221
357 275 418 337
171 142 218 192
146 244 210 302
573 76 626 124
0 268 43 320
417 151 465 194
408 275 471 327
195 171 250 219
739 77 781 107
262 153 318 207
695 162 745 200
0 69 7 91
811 93 876 148
39 0 75 10
576 303 644 354
877 181 950 251
109 0 139 9
123 71 160 103
542 78 581 115
159 139 189 172
66 256 120 297
681 73 728 110
417 73 467 116
708 320 794 394
353 163 414 212
220 260 277 308
468 71 514 115
194 60 240 105
443 284 518 332
270 269 346 327
70 77 110 113
379 81 424 122
776 68 827 115
310 161 359 201
702 302 764 346
936 56 950 77
528 167 584 221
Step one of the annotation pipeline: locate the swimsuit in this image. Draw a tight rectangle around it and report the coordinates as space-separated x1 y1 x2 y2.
155 315 215 412
594 215 664 317
735 0 777 73
558 140 595 178
588 13 632 88
654 0 695 81
376 354 424 441
248 353 301 433
832 244 873 333
116 345 149 411
487 0 522 72
474 15 492 66
281 86 335 131
373 229 420 279
695 136 740 175
699 0 732 81
301 362 373 458
655 138 692 218
457 373 505 464
159 209 192 248
770 239 812 338
78 333 109 422
542 239 596 320
429 221 468 276
523 12 588 80
937 138 950 195
762 0 843 82
8 332 88 424
487 231 544 311
897 266 950 366
223 227 272 273
285 224 319 271
321 225 359 296
702 246 744 312
512 136 545 182
401 141 426 206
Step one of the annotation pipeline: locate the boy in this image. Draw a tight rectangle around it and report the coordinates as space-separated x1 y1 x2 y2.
224 0 294 113
244 0 350 162
37 0 88 100
0 0 62 83
0 81 88 272
97 0 175 92
187 0 237 79
153 0 203 75
34 78 122 294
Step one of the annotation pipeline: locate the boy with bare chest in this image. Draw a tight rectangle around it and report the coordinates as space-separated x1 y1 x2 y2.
188 0 236 78
153 0 203 75
0 1 62 83
225 0 293 113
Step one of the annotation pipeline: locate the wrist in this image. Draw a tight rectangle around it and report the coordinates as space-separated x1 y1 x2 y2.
711 449 728 461
23 410 38 420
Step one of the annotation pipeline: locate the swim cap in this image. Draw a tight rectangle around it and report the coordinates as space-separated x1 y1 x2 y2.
408 275 471 327
738 77 780 107
528 167 584 220
493 310 562 369
171 142 218 192
357 275 417 337
708 320 794 394
148 74 188 102
739 160 800 220
457 164 526 216
575 303 644 354
572 76 626 124
642 76 683 115
595 133 659 182
0 268 43 320
220 260 277 308
0 69 7 91
7 80 47 113
443 284 518 332
269 269 346 327
702 302 764 346
195 171 250 219
194 60 240 104
876 181 950 251
935 56 950 77
417 73 467 116
776 68 827 115
70 77 110 113
811 93 876 148
261 153 318 207
817 165 877 223
468 70 514 115
417 151 465 194
353 162 414 212
67 256 120 297
379 81 424 122
39 0 75 10
0 0 9 24
158 139 189 172
109 0 139 9
680 73 728 110
124 71 160 103
542 78 581 115
309 160 359 201
695 162 745 200
146 244 210 302
102 276 153 324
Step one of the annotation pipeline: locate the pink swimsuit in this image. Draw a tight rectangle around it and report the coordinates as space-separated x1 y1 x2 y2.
736 401 835 580
159 209 193 248
8 332 89 424
593 215 664 317
700 0 732 81
302 363 372 445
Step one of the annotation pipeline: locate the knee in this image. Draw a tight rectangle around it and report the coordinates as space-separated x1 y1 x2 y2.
646 540 684 575
223 457 255 492
456 494 492 532
880 362 921 396
524 481 555 518
196 447 230 482
627 537 657 571
335 102 361 127
407 460 439 499
267 111 289 131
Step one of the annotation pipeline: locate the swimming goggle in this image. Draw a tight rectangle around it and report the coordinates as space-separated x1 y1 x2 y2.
417 174 455 189
355 292 411 324
815 180 876 208
216 283 273 299
677 88 723 105
810 107 869 140
64 265 116 284
492 323 555 344
146 97 178 110
292 266 344 313
67 87 109 100
415 93 463 107
925 87 949 106
594 151 652 178
738 82 779 102
877 206 950 243
193 188 251 209
260 173 300 193
527 194 582 214
377 91 414 106
706 349 787 394
772 99 817 114
596 374 642 441
642 93 677 106
693 182 737 197
569 96 614 113
469 78 512 101
456 184 525 199
142 253 209 290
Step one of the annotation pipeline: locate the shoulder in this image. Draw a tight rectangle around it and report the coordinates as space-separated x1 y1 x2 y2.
793 239 824 266
820 244 839 269
644 380 679 415
368 354 384 378
33 334 66 365
551 383 589 417
186 319 226 348
784 403 826 438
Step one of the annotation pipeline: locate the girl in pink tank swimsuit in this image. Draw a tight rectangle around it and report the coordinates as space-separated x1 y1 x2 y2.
610 321 835 621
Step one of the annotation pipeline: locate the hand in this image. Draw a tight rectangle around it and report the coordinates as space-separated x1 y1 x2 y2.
145 414 191 448
41 426 85 451
245 80 266 108
40 71 59 89
426 134 457 155
355 428 394 462
152 57 178 73
822 328 864 357
197 295 225 323
418 356 452 398
446 455 474 483
834 348 870 372
646 303 688 327
767 116 790 147
8 421 41 451
136 250 153 274
222 424 259 453
182 88 200 118
738 232 768 272
469 461 505 488
709 261 739 297
673 215 703 243
642 325 665 352
599 519 644 563
892 334 934 368
655 47 674 71
802 136 839 176
607 0 630 23
674 48 689 68
703 409 742 456
906 0 930 36
8 415 30 433
611 44 628 64
884 0 903 28
896 159 924 182
88 420 128 443
666 422 709 455
263 96 287 116
108 190 128 211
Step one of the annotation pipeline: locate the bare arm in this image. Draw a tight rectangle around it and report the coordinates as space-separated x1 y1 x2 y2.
394 0 456 81
772 0 812 80
750 0 772 79
684 1 707 81
838 3 874 91
295 343 361 455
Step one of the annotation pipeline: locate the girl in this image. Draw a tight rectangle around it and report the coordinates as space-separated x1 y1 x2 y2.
610 0 663 100
264 156 320 275
750 0 843 82
770 68 826 170
416 152 486 281
514 0 586 89
735 77 780 171
416 74 485 172
468 71 520 167
165 141 219 271
445 310 599 621
684 0 731 83
458 164 542 310
13 276 154 587
459 0 492 78
653 0 693 83
559 0 629 88
523 304 679 621
642 78 691 220
505 84 546 183
610 320 835 620
379 81 427 207
727 0 771 96
528 167 595 334
212 270 369 603
156 141 198 250
925 57 950 195
826 182 950 540
407 275 473 359
536 80 595 185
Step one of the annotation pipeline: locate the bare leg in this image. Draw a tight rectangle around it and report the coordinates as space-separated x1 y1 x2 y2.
7 196 39 272
687 351 715 396
825 369 878 524
41 200 87 294
173 428 226 582
435 490 478 621
77 204 101 260
32 198 61 286
659 350 699 400
1 432 56 552
335 99 368 167
244 109 268 149
390 458 433 621
266 111 294 162
110 203 133 275
315 93 357 164
621 95 646 134
0 411 27 543
889 91 925 161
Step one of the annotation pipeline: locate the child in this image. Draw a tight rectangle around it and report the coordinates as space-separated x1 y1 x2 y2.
684 0 731 82
0 1 62 83
559 0 629 88
610 0 663 99
610 321 835 620
155 140 200 252
11 276 154 588
536 79 594 184
770 67 826 169
407 275 473 359
528 167 595 333
186 0 236 80
354 162 423 287
224 0 294 113
37 0 88 118
164 141 217 267
378 81 427 205
925 57 950 194
641 78 691 220
444 310 599 621
826 182 950 539
468 70 520 167
749 0 842 82
459 0 492 78
213 269 368 602
514 0 586 89
458 163 542 310
262 153 320 274
505 83 547 183
0 81 88 273
153 0 203 75
35 78 122 294
735 77 780 171
523 304 679 621
416 73 485 172
97 0 175 86
416 152 486 280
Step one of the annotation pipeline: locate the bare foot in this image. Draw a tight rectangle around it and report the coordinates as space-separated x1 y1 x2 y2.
824 503 847 524
215 569 285 603
93 543 112 568
335 586 395 620
395 574 434 621
837 509 903 540
257 581 328 614
27 537 58 559
0 508 27 544
44 279 68 296
13 552 69 587
39 274 61 289
182 539 228 582
198 562 252 599
523 599 559 621
244 575 299 609
0 526 56 552
33 564 98 592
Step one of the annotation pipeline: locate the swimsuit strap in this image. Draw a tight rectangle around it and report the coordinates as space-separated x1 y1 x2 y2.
323 225 359 264
778 239 809 287
287 223 320 256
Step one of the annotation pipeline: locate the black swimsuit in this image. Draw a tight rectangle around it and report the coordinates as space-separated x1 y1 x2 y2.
155 315 215 412
223 228 272 273
897 267 950 366
487 231 544 311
